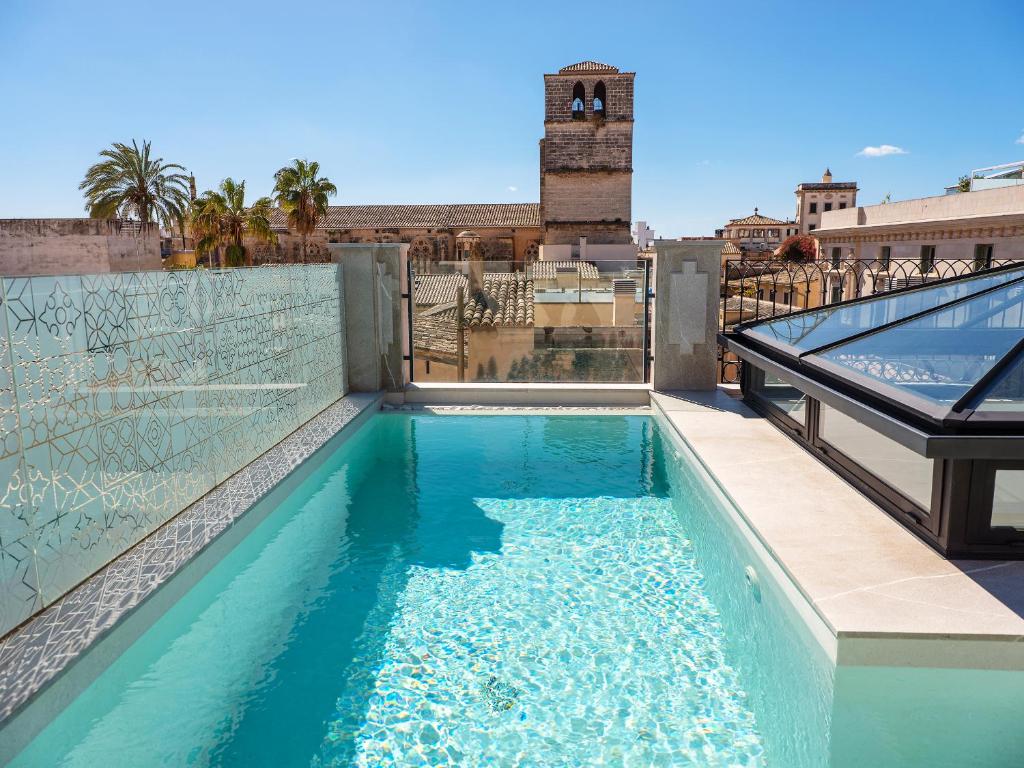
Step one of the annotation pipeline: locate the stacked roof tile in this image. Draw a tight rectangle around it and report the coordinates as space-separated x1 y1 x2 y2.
558 61 619 73
529 260 601 280
464 274 535 328
414 273 468 306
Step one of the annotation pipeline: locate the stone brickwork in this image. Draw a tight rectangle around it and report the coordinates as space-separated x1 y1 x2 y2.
0 219 162 276
540 62 634 246
542 172 631 228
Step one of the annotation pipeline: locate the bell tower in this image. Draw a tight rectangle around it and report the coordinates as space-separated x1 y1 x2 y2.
539 61 634 246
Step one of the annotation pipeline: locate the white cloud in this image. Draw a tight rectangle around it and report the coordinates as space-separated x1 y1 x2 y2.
507 185 518 192
696 159 711 167
1016 130 1024 145
857 144 908 158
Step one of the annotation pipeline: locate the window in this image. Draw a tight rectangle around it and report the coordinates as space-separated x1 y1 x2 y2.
920 244 936 273
819 404 934 511
831 285 843 303
993 470 1024 530
839 202 847 210
809 202 818 214
593 81 606 116
974 243 994 271
809 223 816 231
740 229 749 237
824 203 833 212
880 245 891 270
830 246 842 268
572 81 585 119
769 289 777 302
751 369 807 424
782 291 791 304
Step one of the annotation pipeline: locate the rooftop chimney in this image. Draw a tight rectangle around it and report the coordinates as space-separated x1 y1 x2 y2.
822 168 833 183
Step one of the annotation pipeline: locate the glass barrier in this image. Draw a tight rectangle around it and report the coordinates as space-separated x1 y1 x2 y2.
0 265 346 636
411 258 650 383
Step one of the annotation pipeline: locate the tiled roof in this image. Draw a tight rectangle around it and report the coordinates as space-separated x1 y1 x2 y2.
727 213 791 226
529 260 601 280
559 61 619 73
414 306 466 362
464 273 535 327
270 203 540 231
723 296 792 313
414 273 468 306
721 241 742 256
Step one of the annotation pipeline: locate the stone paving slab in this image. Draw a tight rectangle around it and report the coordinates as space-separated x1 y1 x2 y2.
653 390 1024 669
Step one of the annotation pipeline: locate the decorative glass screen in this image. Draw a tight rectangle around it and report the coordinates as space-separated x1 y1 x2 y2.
0 266 345 636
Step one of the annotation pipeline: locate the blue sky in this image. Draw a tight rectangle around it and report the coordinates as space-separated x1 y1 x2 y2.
1 0 1021 236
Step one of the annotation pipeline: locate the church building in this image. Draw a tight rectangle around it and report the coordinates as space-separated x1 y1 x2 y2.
261 62 636 267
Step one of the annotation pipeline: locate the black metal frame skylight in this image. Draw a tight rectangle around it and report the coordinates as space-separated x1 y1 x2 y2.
730 262 1024 433
722 262 1024 558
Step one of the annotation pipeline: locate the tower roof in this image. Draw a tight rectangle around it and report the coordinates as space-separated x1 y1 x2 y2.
558 61 619 74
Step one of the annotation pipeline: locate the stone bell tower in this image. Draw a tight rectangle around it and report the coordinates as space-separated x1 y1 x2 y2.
539 61 634 246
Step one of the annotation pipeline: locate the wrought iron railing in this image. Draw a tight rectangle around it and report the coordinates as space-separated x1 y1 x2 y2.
718 256 1019 384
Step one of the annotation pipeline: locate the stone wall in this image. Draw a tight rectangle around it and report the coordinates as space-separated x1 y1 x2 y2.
0 219 162 275
542 171 631 229
543 73 634 123
541 122 633 171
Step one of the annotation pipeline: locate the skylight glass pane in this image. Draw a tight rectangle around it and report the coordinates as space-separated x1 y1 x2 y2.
974 348 1024 412
746 266 1024 353
815 280 1024 406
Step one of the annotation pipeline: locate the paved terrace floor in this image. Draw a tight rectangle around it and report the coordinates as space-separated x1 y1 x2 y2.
653 389 1024 670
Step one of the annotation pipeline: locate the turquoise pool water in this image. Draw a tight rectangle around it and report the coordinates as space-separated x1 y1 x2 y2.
11 415 834 767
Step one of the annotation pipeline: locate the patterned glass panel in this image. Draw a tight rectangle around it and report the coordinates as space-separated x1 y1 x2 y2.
0 266 346 636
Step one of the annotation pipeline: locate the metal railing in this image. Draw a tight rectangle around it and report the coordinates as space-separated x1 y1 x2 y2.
718 256 1018 384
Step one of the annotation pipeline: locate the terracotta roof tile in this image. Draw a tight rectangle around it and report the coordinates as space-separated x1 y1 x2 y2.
464 273 535 328
558 61 619 73
529 260 600 280
414 273 467 306
270 203 539 231
727 213 791 226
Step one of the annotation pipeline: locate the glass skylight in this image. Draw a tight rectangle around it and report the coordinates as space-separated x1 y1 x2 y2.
747 265 1024 354
814 280 1024 406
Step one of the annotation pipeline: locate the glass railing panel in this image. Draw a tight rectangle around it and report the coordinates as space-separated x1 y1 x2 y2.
411 258 649 383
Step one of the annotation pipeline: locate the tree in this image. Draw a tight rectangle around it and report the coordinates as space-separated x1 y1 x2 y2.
776 234 818 263
79 140 190 231
957 175 971 193
190 178 276 267
272 159 337 262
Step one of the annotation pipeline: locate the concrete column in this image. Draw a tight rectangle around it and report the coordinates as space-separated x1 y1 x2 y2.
652 240 721 391
329 243 407 392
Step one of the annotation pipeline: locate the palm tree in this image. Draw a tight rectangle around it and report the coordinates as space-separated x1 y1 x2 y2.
272 159 337 262
190 178 276 267
79 140 190 232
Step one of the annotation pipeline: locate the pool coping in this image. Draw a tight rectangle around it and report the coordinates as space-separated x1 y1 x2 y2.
0 391 382 732
651 390 1024 671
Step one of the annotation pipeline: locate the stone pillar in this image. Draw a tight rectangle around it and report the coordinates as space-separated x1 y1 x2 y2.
652 240 720 391
329 243 407 392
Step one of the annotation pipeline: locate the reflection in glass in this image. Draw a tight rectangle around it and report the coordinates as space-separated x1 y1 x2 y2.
817 281 1024 406
748 265 1024 353
752 371 806 422
993 470 1024 530
819 404 934 510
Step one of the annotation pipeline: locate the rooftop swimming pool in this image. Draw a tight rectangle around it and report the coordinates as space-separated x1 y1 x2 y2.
8 412 1018 767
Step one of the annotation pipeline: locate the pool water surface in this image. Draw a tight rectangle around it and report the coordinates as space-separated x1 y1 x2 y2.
12 415 830 767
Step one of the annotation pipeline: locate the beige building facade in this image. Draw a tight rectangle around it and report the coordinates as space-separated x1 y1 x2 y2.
0 219 162 276
815 185 1024 270
795 169 858 234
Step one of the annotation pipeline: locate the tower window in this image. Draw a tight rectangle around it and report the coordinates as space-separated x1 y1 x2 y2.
572 81 585 119
593 81 606 116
